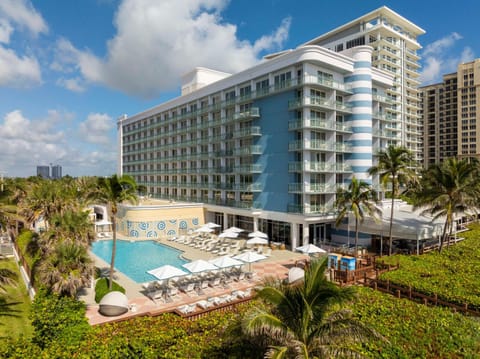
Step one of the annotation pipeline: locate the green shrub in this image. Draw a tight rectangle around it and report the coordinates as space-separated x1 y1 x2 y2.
94 277 126 303
15 230 40 270
30 288 91 350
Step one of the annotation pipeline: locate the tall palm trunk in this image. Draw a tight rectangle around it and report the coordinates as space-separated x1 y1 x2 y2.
439 218 449 253
354 217 359 259
388 176 396 256
109 213 117 290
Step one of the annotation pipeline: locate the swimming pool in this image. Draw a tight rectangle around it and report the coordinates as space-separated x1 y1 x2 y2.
91 240 189 283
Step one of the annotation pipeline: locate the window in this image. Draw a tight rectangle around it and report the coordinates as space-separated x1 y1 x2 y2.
256 79 269 96
274 71 292 90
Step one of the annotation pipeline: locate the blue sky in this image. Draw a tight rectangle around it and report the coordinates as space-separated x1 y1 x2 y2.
0 0 478 177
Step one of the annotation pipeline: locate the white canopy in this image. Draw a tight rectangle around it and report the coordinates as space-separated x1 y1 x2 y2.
225 226 244 233
296 243 327 255
233 251 267 271
209 255 243 269
219 231 239 238
204 222 221 229
194 226 214 233
183 259 218 273
246 237 269 245
248 231 268 239
147 265 188 281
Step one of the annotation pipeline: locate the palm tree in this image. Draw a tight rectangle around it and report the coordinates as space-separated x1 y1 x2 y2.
335 177 381 258
412 158 479 252
36 241 92 298
0 268 17 293
241 258 381 358
368 145 417 255
90 175 138 290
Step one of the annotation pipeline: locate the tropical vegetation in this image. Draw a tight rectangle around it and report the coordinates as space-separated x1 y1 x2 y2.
238 258 382 358
378 222 480 310
411 157 479 252
368 145 417 255
335 176 381 257
89 174 138 289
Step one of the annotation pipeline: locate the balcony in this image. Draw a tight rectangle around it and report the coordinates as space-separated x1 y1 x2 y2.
302 75 353 94
233 107 260 120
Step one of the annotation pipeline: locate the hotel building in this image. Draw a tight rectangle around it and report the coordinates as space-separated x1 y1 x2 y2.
420 59 480 166
303 7 425 163
118 7 424 249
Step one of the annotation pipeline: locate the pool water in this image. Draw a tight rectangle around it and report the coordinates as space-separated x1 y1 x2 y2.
91 240 189 283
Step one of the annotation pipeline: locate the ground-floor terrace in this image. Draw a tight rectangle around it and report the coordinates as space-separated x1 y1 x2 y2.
81 236 310 325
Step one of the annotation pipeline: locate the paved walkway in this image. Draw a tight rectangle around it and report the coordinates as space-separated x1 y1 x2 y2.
81 238 309 325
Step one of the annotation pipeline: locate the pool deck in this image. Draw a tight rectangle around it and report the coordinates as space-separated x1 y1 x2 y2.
81 238 309 325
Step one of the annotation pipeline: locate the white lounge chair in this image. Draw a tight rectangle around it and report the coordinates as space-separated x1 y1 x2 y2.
177 304 196 314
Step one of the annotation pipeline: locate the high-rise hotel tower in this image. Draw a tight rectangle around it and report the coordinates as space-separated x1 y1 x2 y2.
118 7 423 249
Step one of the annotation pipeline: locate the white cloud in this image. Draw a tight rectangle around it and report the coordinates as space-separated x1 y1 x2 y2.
0 0 46 88
0 46 41 87
0 0 48 38
420 32 475 85
78 113 115 145
52 0 291 97
56 76 86 92
0 110 116 177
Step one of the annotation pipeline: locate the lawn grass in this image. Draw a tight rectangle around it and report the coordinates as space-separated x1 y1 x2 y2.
0 257 33 339
378 222 480 309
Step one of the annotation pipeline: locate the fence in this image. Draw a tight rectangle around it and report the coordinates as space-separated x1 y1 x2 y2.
364 276 480 317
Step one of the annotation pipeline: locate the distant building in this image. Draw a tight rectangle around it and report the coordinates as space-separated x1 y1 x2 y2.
36 165 50 178
420 58 480 166
51 165 62 179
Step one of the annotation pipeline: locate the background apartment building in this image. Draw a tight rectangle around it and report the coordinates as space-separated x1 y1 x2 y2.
420 59 480 166
303 6 425 165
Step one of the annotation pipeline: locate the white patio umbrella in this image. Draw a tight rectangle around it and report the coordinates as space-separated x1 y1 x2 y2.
225 226 244 233
183 259 218 274
233 251 267 271
194 226 214 233
204 222 221 229
248 230 268 239
295 243 327 255
147 265 188 284
219 231 239 239
209 255 243 269
246 236 269 245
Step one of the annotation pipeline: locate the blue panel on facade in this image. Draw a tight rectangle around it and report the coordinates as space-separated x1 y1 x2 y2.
254 90 295 212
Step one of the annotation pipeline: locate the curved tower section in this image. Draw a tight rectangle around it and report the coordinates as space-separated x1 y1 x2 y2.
346 46 373 183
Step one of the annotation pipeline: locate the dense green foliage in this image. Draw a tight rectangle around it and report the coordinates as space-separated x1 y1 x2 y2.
29 289 91 349
1 290 479 358
0 258 33 340
379 223 480 310
350 287 480 358
94 277 126 303
15 230 40 271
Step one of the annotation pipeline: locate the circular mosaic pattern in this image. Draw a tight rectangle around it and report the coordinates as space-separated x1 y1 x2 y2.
146 231 158 238
169 219 177 224
192 218 199 225
129 229 139 237
167 229 176 236
138 222 149 230
179 220 187 229
157 221 166 230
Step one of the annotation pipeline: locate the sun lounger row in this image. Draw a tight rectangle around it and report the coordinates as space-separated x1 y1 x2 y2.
176 288 254 314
